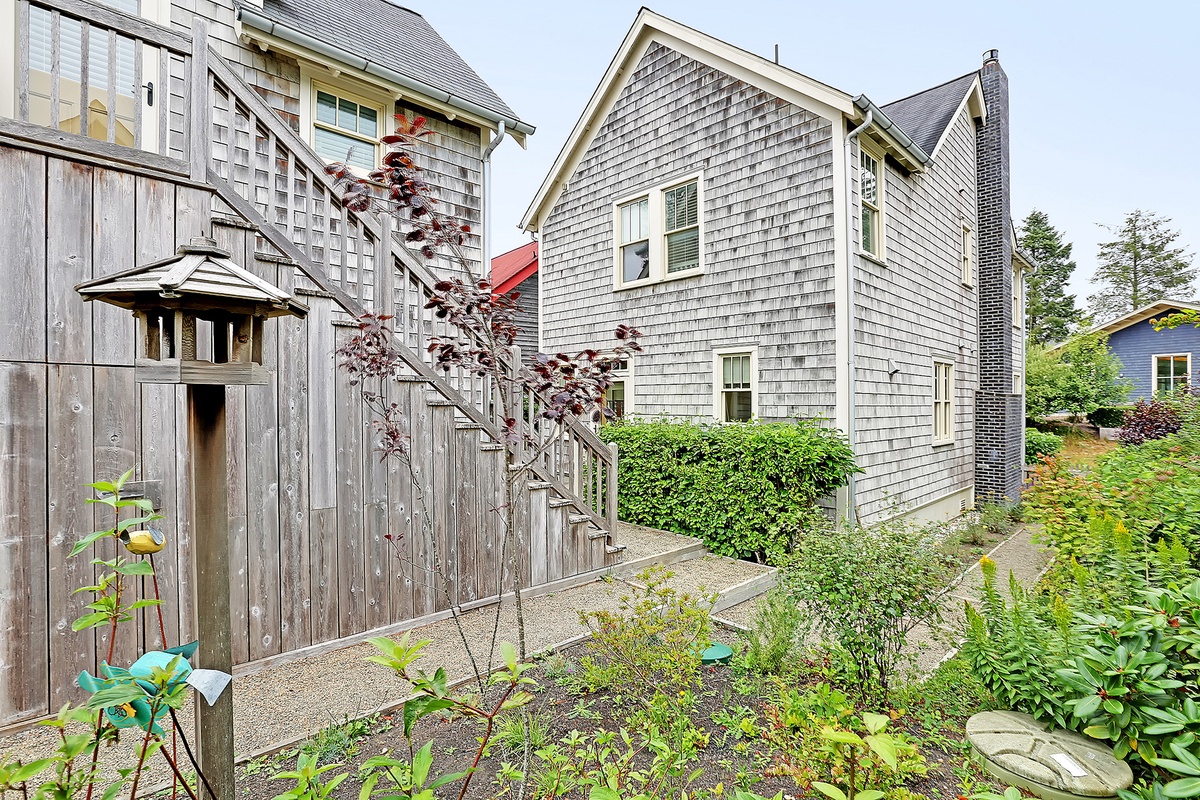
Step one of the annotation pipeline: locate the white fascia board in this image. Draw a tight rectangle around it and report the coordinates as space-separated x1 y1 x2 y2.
520 8 854 233
928 75 986 162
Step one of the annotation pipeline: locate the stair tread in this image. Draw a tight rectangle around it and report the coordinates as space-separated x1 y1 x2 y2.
548 498 573 508
587 528 607 540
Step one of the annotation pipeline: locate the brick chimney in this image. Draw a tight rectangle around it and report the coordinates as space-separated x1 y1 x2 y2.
974 49 1023 504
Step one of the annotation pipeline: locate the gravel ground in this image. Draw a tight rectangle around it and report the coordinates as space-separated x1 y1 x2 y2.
612 522 700 563
0 542 772 792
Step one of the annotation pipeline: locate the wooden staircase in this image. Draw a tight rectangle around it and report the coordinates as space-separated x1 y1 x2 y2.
200 40 625 585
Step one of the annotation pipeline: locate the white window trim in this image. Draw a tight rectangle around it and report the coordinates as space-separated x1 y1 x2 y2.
712 345 758 422
857 140 886 261
932 358 954 446
1012 264 1024 329
961 225 974 287
300 70 389 172
605 358 634 419
612 171 705 290
1151 353 1191 396
1013 372 1023 395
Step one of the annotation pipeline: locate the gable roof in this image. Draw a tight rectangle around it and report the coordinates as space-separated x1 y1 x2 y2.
491 241 538 296
520 8 858 232
238 0 533 136
1088 301 1200 338
881 72 983 158
520 8 986 233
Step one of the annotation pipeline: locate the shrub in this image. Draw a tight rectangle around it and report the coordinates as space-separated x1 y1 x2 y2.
1089 406 1132 428
738 585 807 677
783 517 957 702
1119 398 1182 445
600 419 859 562
1025 428 1063 464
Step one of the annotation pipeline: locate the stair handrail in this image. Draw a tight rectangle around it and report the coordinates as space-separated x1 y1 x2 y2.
202 42 617 531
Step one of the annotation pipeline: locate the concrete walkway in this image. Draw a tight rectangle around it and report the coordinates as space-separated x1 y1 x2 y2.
0 524 773 789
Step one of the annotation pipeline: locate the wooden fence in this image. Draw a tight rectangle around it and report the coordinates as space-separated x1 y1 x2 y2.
0 0 620 733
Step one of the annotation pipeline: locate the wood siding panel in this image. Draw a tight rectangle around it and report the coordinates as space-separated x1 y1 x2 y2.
0 149 47 362
540 43 838 422
46 161 93 364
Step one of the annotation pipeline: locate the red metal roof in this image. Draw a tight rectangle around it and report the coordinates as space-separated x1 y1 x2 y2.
491 241 538 295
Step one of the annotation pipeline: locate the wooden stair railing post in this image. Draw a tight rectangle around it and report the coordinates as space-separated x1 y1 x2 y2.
606 441 618 539
188 16 210 182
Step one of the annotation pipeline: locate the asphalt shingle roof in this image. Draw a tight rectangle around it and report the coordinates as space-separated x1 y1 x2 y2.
250 0 523 124
881 71 978 157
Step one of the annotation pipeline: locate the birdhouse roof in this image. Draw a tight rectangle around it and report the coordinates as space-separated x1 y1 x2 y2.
76 238 308 318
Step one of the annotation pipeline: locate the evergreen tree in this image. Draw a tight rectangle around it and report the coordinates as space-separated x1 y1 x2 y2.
1019 209 1079 345
1088 210 1196 320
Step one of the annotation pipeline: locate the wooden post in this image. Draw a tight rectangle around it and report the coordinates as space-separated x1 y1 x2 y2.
606 442 618 538
188 17 211 182
188 384 234 800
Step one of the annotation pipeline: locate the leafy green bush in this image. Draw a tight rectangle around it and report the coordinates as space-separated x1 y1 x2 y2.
1024 428 1063 464
738 586 807 677
600 419 859 562
783 517 957 702
1089 406 1132 428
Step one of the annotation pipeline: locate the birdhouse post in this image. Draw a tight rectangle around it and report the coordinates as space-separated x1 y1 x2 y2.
77 236 307 800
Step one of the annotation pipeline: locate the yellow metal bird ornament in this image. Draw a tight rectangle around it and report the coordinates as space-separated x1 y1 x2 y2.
120 526 166 555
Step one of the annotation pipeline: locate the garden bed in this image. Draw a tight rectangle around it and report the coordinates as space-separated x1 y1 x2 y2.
230 637 1002 800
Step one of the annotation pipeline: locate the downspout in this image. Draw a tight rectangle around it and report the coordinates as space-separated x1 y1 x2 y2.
481 120 506 287
843 110 872 519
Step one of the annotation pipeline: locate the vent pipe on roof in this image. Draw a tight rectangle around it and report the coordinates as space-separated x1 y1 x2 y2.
774 44 779 64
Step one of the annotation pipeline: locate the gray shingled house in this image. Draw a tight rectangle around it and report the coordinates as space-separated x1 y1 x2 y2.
0 0 628 730
521 10 1030 523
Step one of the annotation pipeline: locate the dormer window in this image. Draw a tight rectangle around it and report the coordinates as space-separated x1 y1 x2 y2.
313 87 381 171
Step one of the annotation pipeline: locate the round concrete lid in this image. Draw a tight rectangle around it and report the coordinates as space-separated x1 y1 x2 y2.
967 711 1133 800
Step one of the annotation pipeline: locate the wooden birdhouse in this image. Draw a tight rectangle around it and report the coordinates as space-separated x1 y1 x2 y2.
76 237 307 385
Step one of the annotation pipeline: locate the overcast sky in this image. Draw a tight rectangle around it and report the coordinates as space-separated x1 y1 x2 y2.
423 0 1199 310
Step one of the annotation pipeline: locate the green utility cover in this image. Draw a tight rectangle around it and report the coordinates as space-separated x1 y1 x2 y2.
701 644 733 665
966 711 1133 800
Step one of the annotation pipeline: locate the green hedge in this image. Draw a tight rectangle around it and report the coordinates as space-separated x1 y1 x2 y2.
1024 427 1063 464
1088 406 1132 428
598 420 858 562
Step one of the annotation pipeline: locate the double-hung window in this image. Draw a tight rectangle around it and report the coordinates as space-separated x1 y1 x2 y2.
716 350 755 422
933 360 953 444
1154 355 1189 396
664 182 699 273
1012 265 1023 328
618 199 650 283
860 148 882 257
603 359 631 420
961 226 974 286
613 174 704 287
314 87 381 171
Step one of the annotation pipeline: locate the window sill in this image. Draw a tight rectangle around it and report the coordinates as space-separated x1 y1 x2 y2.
614 267 704 292
856 250 889 269
931 439 955 448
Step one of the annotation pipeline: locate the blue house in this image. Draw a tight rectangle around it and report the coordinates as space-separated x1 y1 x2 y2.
1092 302 1200 400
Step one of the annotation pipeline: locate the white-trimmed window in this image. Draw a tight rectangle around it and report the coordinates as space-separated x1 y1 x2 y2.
1012 264 1023 329
312 84 383 170
1154 354 1190 395
859 146 883 257
603 359 632 420
714 348 757 422
961 226 974 286
613 173 704 288
1013 372 1023 395
933 360 954 444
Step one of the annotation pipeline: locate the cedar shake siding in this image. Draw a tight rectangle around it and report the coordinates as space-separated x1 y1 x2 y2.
540 42 838 421
850 107 980 521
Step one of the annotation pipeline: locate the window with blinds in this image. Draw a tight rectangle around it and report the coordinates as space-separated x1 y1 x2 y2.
933 360 953 443
612 173 704 287
664 180 699 273
313 88 380 170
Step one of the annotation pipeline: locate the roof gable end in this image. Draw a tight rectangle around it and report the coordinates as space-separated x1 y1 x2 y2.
520 8 855 232
881 71 984 160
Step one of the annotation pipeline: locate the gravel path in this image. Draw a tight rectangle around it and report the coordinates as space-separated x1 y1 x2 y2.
0 529 772 791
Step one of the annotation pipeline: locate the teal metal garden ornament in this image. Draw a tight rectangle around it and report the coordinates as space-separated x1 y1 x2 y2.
77 641 232 735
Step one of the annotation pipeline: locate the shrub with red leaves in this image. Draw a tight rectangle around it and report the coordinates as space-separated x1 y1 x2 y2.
1118 397 1182 445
